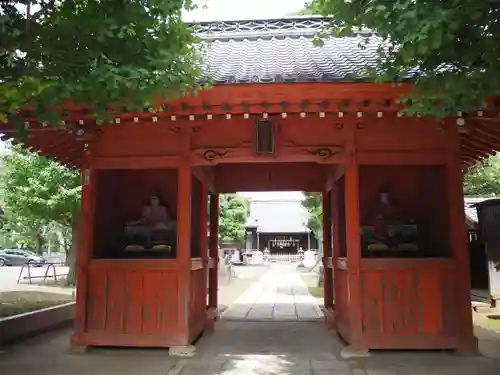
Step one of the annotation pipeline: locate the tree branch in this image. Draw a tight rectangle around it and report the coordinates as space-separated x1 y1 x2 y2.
31 0 56 21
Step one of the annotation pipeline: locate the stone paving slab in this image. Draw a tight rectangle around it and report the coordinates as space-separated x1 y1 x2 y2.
3 321 500 375
178 320 500 375
181 319 500 375
2 265 500 375
221 265 323 322
0 328 179 375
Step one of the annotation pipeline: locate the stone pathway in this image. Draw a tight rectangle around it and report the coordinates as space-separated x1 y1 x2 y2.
2 265 500 375
222 265 322 321
178 320 500 375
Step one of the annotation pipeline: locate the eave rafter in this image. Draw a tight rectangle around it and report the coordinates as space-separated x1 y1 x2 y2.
3 83 500 168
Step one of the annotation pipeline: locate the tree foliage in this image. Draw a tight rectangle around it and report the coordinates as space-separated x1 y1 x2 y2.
219 194 249 244
301 192 322 235
464 155 500 196
308 0 500 116
0 0 204 124
1 145 81 252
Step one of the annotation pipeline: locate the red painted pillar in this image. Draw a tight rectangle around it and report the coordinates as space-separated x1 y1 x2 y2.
71 147 96 348
322 190 333 308
208 193 219 309
344 130 363 347
446 125 477 351
199 184 208 307
176 163 192 345
331 182 340 315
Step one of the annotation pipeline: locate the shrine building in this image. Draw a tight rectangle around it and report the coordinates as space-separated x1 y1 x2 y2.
244 194 318 253
3 16 499 354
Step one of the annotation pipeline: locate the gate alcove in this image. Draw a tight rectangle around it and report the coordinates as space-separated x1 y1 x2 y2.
358 164 451 258
92 168 203 259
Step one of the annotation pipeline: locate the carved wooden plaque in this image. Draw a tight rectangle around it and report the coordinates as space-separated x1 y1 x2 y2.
255 120 275 154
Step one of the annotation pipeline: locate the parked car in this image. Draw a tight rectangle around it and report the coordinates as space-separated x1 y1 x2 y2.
0 249 46 267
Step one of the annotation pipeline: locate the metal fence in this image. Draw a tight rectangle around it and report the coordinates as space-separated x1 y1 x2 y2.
224 249 319 264
17 262 68 285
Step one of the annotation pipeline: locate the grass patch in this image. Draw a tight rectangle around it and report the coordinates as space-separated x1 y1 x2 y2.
301 273 324 299
0 291 73 319
475 313 500 333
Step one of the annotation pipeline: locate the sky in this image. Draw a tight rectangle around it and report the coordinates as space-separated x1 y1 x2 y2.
238 191 304 200
185 0 307 21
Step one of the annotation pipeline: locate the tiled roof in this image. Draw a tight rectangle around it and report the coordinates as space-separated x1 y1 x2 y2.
191 17 381 84
245 197 310 233
244 196 490 232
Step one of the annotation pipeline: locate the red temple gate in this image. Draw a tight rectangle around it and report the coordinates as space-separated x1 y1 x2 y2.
3 17 498 353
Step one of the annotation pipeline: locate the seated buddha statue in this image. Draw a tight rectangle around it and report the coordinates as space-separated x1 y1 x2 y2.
124 193 176 250
365 184 402 250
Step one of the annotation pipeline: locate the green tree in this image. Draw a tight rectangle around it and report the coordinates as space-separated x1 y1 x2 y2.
302 192 324 283
464 155 500 196
308 0 500 116
1 0 203 124
297 1 321 15
302 192 322 235
219 194 249 244
1 145 81 283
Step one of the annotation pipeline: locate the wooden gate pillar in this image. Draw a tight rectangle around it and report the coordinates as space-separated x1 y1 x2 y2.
176 163 192 346
344 139 363 348
446 125 478 351
71 145 97 349
322 190 333 308
199 184 209 312
208 192 220 310
330 179 341 328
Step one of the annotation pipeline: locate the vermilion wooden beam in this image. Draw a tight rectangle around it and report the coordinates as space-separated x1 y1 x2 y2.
70 151 96 348
198 183 209 312
460 138 491 159
460 148 480 162
208 193 219 309
357 150 447 165
468 129 498 150
176 163 192 346
460 135 495 155
471 116 500 123
446 125 477 350
344 126 363 346
330 179 341 330
469 124 500 145
322 190 332 308
192 166 216 192
92 155 180 170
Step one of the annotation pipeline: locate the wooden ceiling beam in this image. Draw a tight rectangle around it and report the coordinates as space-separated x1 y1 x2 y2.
470 116 500 123
460 138 491 157
461 135 496 155
467 129 499 150
460 148 479 162
470 121 500 144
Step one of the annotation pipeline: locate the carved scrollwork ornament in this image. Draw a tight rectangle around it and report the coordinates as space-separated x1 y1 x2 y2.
169 126 181 133
335 123 344 131
305 148 340 160
202 149 229 161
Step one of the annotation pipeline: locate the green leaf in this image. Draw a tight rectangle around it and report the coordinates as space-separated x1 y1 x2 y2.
305 0 500 116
